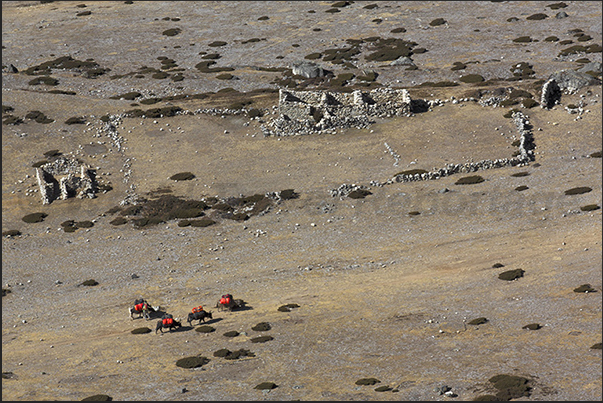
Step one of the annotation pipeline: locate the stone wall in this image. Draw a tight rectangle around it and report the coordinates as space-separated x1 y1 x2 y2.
262 88 412 136
35 157 97 204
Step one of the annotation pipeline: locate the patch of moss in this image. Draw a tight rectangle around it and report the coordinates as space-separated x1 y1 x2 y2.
558 39 573 45
590 342 602 349
254 382 277 390
515 185 529 191
577 35 593 42
348 189 372 199
559 45 588 56
500 99 519 107
526 13 548 20
356 378 381 385
176 356 210 368
509 89 533 99
81 279 98 286
375 386 393 392
250 335 273 343
429 18 447 26
325 8 340 13
580 204 600 211
459 74 484 83
588 151 601 158
564 186 592 195
190 218 216 227
223 330 239 337
363 4 378 9
251 322 271 331
131 327 152 334
544 36 559 42
455 175 484 185
208 41 227 47
170 172 195 181
390 27 406 33
468 317 488 325
574 284 596 293
498 268 525 281
522 323 541 330
22 212 48 223
492 263 505 268
3 230 21 237
81 395 112 401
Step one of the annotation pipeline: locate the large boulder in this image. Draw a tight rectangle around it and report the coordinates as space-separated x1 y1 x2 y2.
547 69 601 94
291 61 325 79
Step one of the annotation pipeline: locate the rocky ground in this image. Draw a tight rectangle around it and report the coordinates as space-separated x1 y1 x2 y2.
2 1 602 401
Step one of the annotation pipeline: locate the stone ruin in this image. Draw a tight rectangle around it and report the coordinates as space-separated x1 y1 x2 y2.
261 88 412 136
35 157 97 204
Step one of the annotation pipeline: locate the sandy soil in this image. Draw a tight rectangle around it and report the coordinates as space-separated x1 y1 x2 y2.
2 1 602 401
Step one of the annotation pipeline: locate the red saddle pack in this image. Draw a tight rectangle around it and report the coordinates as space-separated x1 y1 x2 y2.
163 318 173 326
192 306 203 314
135 303 144 312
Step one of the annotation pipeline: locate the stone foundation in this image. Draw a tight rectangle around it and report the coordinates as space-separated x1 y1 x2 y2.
35 157 98 204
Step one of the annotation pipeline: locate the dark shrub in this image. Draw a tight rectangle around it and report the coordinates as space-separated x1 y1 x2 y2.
573 284 595 293
28 76 59 86
257 16 269 20
356 378 380 385
131 327 152 334
22 212 48 223
3 230 21 237
511 171 530 177
408 211 421 216
546 2 567 9
251 322 271 331
76 221 94 228
223 330 239 337
162 28 181 36
459 74 484 83
580 204 600 211
522 98 539 108
498 268 524 281
455 175 484 185
429 18 446 26
564 186 592 195
468 317 488 325
190 218 216 227
544 36 559 42
250 335 273 343
208 41 227 47
195 325 215 333
76 10 91 16
278 303 300 312
590 343 602 350
279 189 298 200
488 374 531 400
522 323 541 330
375 386 393 392
175 356 209 368
348 189 372 198
81 395 112 401
110 217 128 226
110 91 141 100
216 73 234 80
170 172 195 181
81 279 98 286
515 185 529 191
391 27 406 33
65 117 86 125
513 36 532 43
492 263 505 268
526 13 547 20
254 382 277 390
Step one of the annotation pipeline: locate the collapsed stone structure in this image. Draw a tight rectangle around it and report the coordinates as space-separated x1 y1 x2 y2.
382 111 535 185
261 88 412 136
35 157 97 204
